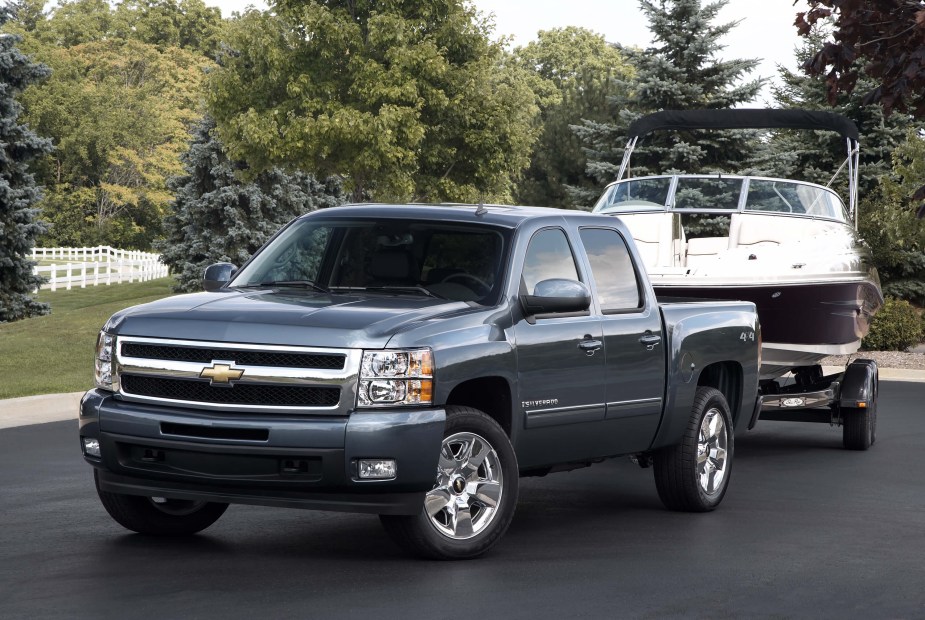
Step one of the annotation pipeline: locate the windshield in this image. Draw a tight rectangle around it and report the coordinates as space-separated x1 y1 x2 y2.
744 179 848 221
230 217 509 304
594 177 672 213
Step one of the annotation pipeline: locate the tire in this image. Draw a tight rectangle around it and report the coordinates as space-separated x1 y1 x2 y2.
380 406 519 560
654 387 733 512
94 470 228 535
842 401 876 450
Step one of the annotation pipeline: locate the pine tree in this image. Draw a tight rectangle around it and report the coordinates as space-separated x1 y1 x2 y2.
156 117 344 293
571 0 764 207
0 7 52 323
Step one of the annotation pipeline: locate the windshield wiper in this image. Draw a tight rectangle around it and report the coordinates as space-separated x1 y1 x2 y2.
236 280 329 294
361 285 443 299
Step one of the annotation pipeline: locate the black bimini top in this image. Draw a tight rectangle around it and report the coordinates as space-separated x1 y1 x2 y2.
627 109 859 142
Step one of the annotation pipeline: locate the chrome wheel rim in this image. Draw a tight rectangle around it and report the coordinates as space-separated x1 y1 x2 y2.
426 432 503 540
697 408 728 496
148 497 206 516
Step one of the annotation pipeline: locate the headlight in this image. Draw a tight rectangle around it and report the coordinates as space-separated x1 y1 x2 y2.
358 349 433 407
94 331 119 392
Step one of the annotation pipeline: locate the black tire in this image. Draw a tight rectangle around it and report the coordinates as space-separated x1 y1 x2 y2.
842 401 876 450
653 387 734 512
380 406 519 560
94 471 228 535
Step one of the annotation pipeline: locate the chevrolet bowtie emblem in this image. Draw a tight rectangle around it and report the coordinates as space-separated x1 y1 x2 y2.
200 362 244 385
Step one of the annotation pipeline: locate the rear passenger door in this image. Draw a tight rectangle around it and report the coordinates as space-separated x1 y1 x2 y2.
578 227 666 455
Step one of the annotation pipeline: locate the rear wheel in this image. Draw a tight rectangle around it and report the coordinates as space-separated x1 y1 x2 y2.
654 387 733 512
94 471 228 535
842 401 876 450
380 406 518 560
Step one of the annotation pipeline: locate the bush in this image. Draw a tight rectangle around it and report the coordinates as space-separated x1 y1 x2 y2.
862 297 924 351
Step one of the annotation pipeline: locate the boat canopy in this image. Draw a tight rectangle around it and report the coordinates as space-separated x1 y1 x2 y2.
626 109 859 141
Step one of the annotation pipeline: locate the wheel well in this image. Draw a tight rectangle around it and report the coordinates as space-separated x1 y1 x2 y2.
445 377 512 436
697 362 743 423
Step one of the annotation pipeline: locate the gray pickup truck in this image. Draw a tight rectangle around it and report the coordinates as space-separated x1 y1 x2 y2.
80 204 760 559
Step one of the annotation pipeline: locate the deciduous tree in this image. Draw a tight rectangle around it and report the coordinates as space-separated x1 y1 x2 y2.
206 0 539 203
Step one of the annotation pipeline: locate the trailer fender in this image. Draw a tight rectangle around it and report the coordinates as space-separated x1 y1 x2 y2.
839 359 878 409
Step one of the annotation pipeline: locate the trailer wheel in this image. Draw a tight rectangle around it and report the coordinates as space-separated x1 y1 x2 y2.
842 400 876 450
654 387 733 512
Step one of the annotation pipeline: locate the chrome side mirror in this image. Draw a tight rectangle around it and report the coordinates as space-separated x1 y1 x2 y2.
202 262 237 292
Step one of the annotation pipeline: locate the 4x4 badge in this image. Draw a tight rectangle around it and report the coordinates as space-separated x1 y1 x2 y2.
200 362 244 385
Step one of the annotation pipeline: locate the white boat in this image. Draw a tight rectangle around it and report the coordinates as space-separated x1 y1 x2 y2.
592 109 883 380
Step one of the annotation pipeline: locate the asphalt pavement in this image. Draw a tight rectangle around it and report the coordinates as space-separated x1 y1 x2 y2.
1 381 924 619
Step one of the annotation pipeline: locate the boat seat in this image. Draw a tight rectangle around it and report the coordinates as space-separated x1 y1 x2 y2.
621 213 677 268
685 237 728 267
731 213 808 248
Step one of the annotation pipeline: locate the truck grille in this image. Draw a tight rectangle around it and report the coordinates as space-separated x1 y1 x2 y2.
121 375 340 407
121 342 345 370
114 336 360 414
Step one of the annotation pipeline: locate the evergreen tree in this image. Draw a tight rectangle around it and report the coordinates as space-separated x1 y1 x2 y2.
0 7 52 322
572 0 764 207
156 117 344 293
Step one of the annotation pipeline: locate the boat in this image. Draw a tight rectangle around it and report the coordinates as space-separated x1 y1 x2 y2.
591 109 883 380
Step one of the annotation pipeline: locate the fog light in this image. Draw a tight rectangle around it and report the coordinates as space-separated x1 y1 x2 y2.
82 437 101 458
358 459 397 480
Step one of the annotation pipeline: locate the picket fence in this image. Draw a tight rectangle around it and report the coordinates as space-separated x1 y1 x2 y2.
31 246 168 291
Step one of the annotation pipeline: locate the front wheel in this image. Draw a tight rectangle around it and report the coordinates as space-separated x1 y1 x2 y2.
94 471 228 535
654 387 734 512
380 406 519 560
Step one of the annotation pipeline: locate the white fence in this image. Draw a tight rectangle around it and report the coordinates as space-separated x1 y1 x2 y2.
31 246 168 291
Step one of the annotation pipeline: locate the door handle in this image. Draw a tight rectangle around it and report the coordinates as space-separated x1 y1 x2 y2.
639 333 662 349
578 338 603 355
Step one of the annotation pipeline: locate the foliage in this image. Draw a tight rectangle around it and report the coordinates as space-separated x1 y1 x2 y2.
15 0 224 56
206 0 539 203
766 28 910 201
796 1 925 117
0 9 52 322
571 0 764 208
859 130 925 305
0 277 174 398
512 27 634 208
862 297 924 351
15 32 212 249
156 117 344 293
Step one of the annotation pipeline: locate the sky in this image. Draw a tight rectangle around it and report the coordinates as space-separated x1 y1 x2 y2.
203 0 811 104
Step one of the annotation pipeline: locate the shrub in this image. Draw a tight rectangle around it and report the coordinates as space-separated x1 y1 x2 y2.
862 297 924 351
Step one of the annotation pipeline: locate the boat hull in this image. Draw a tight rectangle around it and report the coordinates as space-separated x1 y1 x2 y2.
654 280 883 379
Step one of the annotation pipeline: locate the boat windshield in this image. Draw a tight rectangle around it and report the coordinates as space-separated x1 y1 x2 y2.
594 175 848 223
744 179 848 221
594 177 672 212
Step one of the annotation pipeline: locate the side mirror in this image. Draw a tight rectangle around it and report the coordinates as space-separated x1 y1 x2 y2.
520 278 591 316
202 262 237 292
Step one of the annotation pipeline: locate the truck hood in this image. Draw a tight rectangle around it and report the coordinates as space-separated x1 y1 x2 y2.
104 289 473 349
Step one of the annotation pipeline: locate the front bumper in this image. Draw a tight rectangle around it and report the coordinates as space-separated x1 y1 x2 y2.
79 389 445 515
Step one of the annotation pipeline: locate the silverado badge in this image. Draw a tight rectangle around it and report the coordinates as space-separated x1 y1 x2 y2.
200 362 244 385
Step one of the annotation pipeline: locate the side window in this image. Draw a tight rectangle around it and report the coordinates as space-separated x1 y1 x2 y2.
521 228 580 294
579 228 642 312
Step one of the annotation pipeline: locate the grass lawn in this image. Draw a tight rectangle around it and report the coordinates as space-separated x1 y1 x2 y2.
0 278 176 400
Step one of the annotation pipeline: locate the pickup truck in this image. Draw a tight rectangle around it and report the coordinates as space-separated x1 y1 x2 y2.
79 204 760 559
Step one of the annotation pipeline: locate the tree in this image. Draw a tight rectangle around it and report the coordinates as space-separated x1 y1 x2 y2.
768 28 910 200
796 1 925 117
156 117 344 292
0 9 52 322
795 1 925 213
572 0 764 207
206 1 539 203
512 27 634 208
